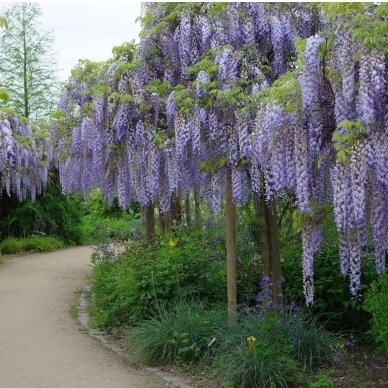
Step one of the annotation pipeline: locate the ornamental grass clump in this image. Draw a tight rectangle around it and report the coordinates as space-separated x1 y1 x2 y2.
214 313 303 388
129 300 226 365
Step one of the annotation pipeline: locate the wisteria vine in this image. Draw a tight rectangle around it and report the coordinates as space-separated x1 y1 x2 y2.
53 2 388 305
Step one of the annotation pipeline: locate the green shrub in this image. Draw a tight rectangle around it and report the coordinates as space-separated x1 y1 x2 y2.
0 236 63 254
88 211 261 328
363 272 388 354
0 172 84 245
80 213 139 244
129 300 226 365
281 222 377 332
89 229 227 327
215 314 303 388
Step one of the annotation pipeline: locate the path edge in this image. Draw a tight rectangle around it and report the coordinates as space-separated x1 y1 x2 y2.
78 285 194 388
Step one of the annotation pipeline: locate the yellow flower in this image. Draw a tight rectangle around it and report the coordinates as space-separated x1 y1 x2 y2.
246 335 256 350
168 238 178 248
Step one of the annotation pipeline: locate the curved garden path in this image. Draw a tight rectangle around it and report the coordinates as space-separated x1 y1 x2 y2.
0 247 165 388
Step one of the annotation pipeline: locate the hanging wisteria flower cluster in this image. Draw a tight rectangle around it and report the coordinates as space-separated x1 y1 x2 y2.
254 7 388 302
53 2 387 304
0 113 51 200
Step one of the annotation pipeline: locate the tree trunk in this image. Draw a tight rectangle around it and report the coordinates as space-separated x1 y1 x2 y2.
22 17 29 118
185 195 191 228
266 200 283 305
255 195 271 278
145 203 155 241
225 169 237 324
175 190 182 223
159 206 166 234
255 194 283 307
194 189 201 230
170 192 182 226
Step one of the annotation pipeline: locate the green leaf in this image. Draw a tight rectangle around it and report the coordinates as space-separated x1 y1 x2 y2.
0 17 7 29
0 87 9 102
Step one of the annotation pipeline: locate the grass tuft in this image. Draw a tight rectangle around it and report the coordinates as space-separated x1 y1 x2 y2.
0 236 63 254
129 300 226 366
68 304 78 318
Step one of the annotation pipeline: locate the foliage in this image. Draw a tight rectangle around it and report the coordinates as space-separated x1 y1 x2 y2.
287 313 339 371
215 310 339 386
88 216 262 328
78 188 140 244
215 313 303 388
281 223 377 333
0 3 58 118
88 228 228 327
0 236 63 254
80 214 139 245
128 297 339 386
363 273 388 354
129 300 226 365
0 172 84 245
308 370 335 388
322 2 388 53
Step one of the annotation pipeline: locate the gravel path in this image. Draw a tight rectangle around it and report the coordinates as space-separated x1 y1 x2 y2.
0 247 165 388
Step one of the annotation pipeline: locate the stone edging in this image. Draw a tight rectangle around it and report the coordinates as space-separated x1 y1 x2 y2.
77 286 194 388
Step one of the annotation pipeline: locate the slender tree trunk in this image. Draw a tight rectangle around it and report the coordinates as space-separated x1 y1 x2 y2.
170 192 182 225
170 197 177 224
185 195 191 228
255 193 283 306
22 18 29 118
145 203 155 241
159 206 166 234
194 189 201 230
226 169 237 324
175 190 182 223
267 200 283 305
255 195 271 278
140 205 146 229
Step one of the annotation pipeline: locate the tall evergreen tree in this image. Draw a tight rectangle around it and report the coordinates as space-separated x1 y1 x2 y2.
0 2 58 119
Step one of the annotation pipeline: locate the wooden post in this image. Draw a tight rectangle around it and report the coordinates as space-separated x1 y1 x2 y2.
226 169 237 324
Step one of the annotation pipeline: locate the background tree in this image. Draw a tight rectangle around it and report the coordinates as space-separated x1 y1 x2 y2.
0 14 9 103
0 2 58 119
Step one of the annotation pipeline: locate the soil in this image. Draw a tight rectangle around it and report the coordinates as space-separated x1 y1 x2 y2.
0 247 166 388
332 344 388 387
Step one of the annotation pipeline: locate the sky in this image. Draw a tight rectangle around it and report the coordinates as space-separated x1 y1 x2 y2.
2 1 143 81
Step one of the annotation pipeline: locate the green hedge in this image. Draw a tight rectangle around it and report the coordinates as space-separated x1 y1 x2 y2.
0 236 64 254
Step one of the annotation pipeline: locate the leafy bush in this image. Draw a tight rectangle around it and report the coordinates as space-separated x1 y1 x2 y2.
80 212 139 244
130 300 226 365
89 229 228 327
79 187 140 245
0 172 84 245
281 222 377 332
215 313 303 388
90 221 264 327
0 236 63 254
363 272 388 354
